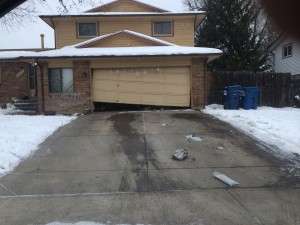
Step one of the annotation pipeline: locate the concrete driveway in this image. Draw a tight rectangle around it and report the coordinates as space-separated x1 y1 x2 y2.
0 110 299 225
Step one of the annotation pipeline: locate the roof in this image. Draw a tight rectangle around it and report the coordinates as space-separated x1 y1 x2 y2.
73 30 177 48
0 46 222 61
40 11 206 28
40 11 206 17
268 33 286 52
0 0 26 17
0 48 54 52
85 0 169 13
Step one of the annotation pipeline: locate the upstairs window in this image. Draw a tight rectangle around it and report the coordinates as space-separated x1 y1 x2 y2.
152 21 173 36
77 22 98 38
48 68 74 93
283 44 293 58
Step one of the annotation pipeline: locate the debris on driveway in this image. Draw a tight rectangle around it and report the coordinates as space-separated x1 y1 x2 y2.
161 123 167 127
217 146 225 151
186 134 202 142
213 171 240 187
172 149 188 161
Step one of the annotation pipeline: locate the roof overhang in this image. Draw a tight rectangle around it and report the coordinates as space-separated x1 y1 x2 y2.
40 11 206 28
0 46 222 62
73 30 177 48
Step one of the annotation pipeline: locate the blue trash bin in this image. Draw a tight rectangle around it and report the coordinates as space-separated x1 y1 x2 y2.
224 85 242 110
243 87 259 110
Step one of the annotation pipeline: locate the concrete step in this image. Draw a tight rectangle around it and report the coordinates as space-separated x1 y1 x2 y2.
13 98 38 112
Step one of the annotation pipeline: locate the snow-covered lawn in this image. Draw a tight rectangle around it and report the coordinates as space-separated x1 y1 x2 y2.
203 105 300 158
0 109 75 176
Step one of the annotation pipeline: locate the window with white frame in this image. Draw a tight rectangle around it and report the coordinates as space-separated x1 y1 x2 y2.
48 68 74 93
283 44 293 58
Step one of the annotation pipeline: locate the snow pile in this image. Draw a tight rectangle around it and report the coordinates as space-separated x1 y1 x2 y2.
203 105 300 156
0 104 17 115
0 114 75 176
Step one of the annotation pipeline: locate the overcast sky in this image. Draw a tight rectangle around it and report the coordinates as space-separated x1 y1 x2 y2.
0 0 186 49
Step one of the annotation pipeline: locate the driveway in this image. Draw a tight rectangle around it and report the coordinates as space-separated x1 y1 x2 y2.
0 110 299 225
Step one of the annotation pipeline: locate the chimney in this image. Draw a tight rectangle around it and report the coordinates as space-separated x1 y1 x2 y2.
40 34 45 49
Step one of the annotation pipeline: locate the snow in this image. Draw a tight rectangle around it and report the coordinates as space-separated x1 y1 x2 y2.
203 105 300 157
74 30 177 48
0 46 222 60
0 112 75 176
40 11 205 17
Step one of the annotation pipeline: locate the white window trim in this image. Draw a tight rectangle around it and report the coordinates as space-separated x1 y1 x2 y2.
282 43 293 59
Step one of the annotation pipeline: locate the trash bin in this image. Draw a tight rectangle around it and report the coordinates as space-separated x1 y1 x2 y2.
243 87 259 110
224 85 242 110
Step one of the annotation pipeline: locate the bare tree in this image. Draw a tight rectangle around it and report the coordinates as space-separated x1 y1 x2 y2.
0 0 100 28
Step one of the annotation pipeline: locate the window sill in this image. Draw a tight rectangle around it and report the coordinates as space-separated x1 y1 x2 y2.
152 34 173 37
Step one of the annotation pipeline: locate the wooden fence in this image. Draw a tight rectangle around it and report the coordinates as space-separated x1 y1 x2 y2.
207 71 300 107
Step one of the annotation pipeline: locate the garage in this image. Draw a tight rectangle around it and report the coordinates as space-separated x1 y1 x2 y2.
92 66 191 107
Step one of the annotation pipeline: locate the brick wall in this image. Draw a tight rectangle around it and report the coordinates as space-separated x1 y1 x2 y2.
191 58 207 109
40 61 92 114
0 62 30 104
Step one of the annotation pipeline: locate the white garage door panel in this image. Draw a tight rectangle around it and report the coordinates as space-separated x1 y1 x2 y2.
93 67 191 107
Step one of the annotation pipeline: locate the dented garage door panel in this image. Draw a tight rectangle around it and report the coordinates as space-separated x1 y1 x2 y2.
92 67 191 107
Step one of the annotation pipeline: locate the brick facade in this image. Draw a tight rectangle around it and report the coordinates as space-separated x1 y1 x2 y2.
191 58 207 109
1 58 207 114
39 61 92 114
0 62 30 104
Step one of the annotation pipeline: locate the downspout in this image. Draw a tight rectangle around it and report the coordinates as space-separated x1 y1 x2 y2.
204 58 208 107
34 59 45 113
39 61 45 113
194 15 197 46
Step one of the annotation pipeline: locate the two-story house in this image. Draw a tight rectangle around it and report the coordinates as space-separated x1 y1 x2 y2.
269 33 300 75
0 0 222 114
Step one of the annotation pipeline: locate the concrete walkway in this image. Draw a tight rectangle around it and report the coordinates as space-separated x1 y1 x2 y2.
0 111 299 225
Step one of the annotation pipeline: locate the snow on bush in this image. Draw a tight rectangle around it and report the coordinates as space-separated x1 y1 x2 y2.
203 105 300 156
0 113 75 176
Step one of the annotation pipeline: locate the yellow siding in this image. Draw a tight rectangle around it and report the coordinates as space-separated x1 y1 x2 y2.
54 17 195 48
90 0 162 12
84 33 158 47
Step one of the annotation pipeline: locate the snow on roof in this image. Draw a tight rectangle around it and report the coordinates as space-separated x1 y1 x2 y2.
40 11 206 17
0 46 222 61
73 30 177 48
85 0 170 13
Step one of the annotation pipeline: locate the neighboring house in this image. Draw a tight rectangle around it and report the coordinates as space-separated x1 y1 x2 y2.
269 34 300 75
0 0 222 114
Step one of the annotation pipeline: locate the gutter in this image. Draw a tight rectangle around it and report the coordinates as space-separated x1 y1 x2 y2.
0 53 222 61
